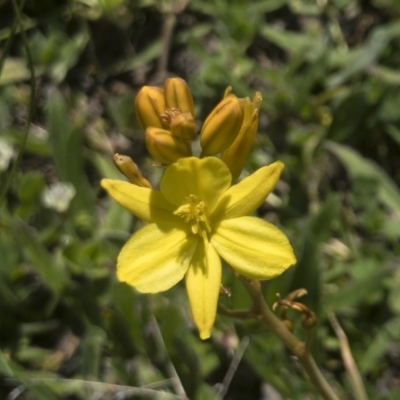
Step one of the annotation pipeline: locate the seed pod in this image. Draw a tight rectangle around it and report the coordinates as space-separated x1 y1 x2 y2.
113 153 152 188
281 318 294 332
301 313 317 329
200 94 244 155
170 111 196 141
222 92 262 181
135 86 166 130
164 77 195 118
145 127 192 164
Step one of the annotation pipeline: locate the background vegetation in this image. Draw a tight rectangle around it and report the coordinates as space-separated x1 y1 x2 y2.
1 0 400 398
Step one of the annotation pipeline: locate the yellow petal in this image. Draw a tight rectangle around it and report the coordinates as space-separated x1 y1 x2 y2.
160 157 231 214
211 161 284 222
212 216 296 280
186 240 222 339
118 224 198 293
101 179 179 226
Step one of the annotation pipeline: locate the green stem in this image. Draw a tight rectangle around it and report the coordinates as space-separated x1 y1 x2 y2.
239 277 339 400
217 305 255 320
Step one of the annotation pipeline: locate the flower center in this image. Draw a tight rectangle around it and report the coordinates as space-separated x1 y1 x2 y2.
174 194 211 241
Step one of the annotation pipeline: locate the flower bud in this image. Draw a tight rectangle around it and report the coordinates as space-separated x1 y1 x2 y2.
222 92 262 181
145 127 192 164
135 86 166 130
113 153 152 188
200 94 244 155
170 111 196 141
164 77 195 118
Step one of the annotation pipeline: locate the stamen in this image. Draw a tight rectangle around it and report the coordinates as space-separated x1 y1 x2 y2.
173 194 211 238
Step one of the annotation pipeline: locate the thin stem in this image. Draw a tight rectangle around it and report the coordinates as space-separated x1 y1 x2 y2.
217 305 255 320
216 336 249 399
155 0 189 81
0 13 18 77
239 277 339 400
305 328 314 353
5 377 183 399
328 312 368 400
156 13 176 77
149 317 188 399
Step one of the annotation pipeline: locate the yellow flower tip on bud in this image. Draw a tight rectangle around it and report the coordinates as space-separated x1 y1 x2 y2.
200 94 245 155
223 86 233 98
164 77 195 118
252 91 262 109
145 127 192 165
160 109 196 141
135 86 166 131
222 92 263 181
113 153 152 189
170 111 196 141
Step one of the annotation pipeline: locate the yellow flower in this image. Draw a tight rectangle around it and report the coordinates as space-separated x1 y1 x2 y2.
101 157 296 339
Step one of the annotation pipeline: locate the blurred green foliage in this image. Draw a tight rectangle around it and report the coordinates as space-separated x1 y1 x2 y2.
1 0 400 398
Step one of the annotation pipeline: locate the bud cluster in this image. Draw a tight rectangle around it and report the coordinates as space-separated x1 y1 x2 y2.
134 77 262 182
135 78 195 165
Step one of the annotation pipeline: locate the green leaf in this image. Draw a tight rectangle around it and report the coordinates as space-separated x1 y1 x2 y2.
359 316 400 374
386 125 400 146
260 25 320 56
323 259 390 311
326 92 369 141
82 325 107 379
369 65 400 85
328 21 400 87
111 282 145 351
13 218 67 296
47 89 96 228
325 141 400 214
0 348 13 376
47 88 73 181
195 383 218 400
0 58 32 85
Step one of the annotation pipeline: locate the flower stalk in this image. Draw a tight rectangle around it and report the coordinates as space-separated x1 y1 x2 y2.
238 276 339 400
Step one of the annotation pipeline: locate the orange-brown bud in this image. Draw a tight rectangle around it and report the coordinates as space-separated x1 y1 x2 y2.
200 94 244 155
222 92 262 181
135 86 166 130
145 127 192 164
164 77 195 118
113 153 152 188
